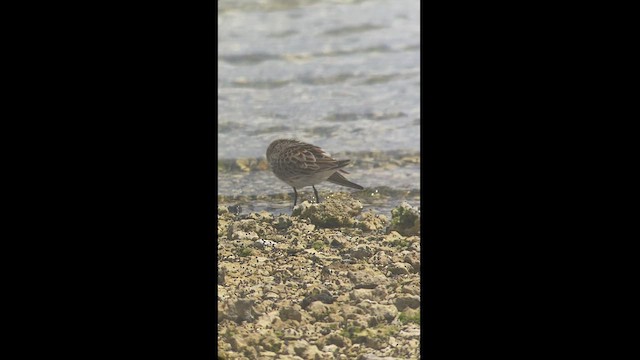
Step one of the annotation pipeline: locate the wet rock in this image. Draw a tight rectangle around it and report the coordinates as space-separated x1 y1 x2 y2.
388 202 420 236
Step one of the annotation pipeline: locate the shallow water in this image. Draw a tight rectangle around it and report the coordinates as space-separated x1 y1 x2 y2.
218 0 420 216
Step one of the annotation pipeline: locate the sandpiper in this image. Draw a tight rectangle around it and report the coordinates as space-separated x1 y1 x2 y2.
266 139 364 207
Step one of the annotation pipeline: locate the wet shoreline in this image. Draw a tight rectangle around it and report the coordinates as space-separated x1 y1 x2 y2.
217 194 421 359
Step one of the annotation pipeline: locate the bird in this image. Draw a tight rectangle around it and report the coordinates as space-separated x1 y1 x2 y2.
266 139 364 207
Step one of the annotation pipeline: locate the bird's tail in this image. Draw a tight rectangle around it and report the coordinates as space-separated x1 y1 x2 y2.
327 172 364 190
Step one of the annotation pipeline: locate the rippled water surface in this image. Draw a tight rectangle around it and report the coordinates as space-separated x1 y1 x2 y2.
218 0 420 216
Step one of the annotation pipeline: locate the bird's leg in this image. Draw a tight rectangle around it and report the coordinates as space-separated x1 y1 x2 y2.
293 187 298 207
313 186 320 203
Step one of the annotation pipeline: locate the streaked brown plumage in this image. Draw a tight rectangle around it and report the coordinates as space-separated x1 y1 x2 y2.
266 139 364 206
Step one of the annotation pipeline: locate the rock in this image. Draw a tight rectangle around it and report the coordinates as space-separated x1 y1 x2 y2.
330 238 346 249
358 355 400 360
349 288 376 302
402 252 420 271
254 238 277 249
322 344 338 353
223 298 259 324
323 333 351 348
259 334 283 353
371 251 393 266
293 340 311 357
388 202 420 236
227 204 242 215
263 291 280 300
280 306 303 322
301 290 335 309
302 344 324 360
399 284 420 295
274 215 293 230
349 244 373 259
348 269 389 289
394 295 420 311
357 211 388 232
231 230 259 240
398 326 420 339
292 194 363 228
365 303 398 325
387 262 413 275
227 334 247 351
306 301 331 320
